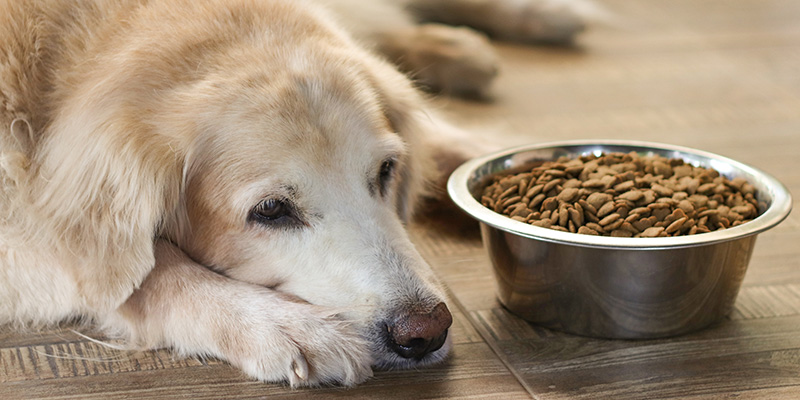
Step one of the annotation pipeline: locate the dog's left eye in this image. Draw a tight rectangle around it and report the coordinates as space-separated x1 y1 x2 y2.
378 159 396 196
250 198 295 225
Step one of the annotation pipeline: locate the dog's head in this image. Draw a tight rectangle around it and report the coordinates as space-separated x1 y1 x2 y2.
31 0 453 371
149 13 453 369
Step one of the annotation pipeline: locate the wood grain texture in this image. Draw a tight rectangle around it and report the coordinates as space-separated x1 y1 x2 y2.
3 0 800 398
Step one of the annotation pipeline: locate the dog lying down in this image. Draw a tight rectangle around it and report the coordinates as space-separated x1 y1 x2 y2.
0 0 593 387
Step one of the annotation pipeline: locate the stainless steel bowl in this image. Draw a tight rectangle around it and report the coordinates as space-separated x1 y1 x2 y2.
448 140 793 339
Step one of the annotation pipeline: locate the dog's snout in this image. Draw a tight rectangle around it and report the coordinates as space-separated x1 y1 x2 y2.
387 302 452 360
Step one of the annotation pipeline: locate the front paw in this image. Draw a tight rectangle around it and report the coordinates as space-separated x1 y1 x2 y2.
225 304 373 387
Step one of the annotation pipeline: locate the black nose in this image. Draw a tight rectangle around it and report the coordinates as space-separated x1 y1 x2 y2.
386 302 453 360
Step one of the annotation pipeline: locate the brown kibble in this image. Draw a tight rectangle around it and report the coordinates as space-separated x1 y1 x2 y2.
499 186 518 201
671 208 687 220
638 190 657 206
501 196 522 210
597 201 616 218
510 204 530 218
558 188 580 203
620 221 638 234
544 169 567 177
673 164 693 178
697 183 716 194
525 184 544 199
677 200 695 215
586 222 604 232
558 203 570 227
666 217 688 233
542 197 559 211
653 161 673 177
611 229 633 238
582 178 605 188
600 175 620 190
578 199 597 215
729 177 748 190
641 227 666 238
624 213 641 223
586 192 613 210
532 219 553 228
543 179 563 192
599 213 621 226
569 207 584 227
604 218 625 232
672 191 688 201
653 207 671 221
618 190 644 202
613 180 635 192
651 184 674 197
697 209 718 218
632 218 655 232
481 151 759 237
529 193 546 209
731 204 755 218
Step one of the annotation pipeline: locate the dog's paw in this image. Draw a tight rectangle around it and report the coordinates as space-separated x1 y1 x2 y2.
390 24 499 97
223 302 373 387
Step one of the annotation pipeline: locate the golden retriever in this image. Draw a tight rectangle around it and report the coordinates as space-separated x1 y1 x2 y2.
0 0 591 387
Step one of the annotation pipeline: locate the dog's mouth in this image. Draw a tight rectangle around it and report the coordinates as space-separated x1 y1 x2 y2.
369 302 454 369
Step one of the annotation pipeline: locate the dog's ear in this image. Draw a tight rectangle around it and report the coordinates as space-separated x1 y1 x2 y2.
367 56 486 225
21 102 184 315
367 63 436 223
365 55 490 233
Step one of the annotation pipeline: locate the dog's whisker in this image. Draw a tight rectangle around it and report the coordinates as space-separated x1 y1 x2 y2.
69 329 131 351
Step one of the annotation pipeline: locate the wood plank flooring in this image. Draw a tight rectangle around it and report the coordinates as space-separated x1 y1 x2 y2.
2 0 799 398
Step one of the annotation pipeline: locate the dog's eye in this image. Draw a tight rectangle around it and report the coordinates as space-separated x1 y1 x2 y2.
378 159 396 196
250 198 295 225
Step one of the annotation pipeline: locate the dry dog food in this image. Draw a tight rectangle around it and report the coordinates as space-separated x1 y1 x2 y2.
480 152 763 237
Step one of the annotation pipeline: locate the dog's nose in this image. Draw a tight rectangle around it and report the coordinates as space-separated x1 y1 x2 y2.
387 302 452 359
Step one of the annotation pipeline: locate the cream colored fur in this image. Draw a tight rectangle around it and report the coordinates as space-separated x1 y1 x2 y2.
0 0 593 388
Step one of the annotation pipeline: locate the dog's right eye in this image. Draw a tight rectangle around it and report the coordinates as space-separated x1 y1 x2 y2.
250 198 296 225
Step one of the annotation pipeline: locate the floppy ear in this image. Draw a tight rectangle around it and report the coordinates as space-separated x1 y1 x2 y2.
366 63 436 223
365 55 490 227
21 100 184 315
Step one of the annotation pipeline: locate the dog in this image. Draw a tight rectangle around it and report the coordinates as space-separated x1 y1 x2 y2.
0 0 592 387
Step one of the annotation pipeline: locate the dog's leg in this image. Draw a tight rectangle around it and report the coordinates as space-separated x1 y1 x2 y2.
407 0 593 44
104 240 373 387
320 0 498 96
375 24 499 97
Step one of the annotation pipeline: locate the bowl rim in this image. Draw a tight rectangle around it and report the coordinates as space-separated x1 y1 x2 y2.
447 139 793 250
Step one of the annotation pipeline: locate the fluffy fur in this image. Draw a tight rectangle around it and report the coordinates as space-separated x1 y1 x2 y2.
0 0 592 387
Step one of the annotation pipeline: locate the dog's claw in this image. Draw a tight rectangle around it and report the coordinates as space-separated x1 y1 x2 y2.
291 354 309 385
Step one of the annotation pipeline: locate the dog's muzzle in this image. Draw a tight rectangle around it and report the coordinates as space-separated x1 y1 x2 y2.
385 302 453 360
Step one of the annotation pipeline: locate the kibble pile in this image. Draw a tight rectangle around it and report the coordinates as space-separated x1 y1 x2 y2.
481 152 762 237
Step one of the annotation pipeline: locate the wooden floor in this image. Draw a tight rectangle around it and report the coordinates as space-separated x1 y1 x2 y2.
3 0 800 398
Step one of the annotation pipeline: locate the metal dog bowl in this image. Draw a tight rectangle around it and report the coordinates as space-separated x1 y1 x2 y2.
448 140 792 339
